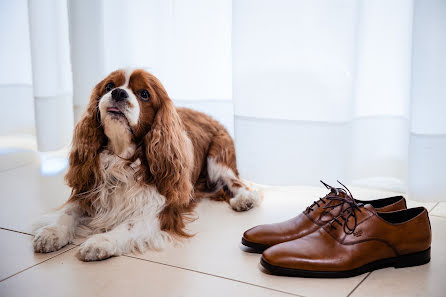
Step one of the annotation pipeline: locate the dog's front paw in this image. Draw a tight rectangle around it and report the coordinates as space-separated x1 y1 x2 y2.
33 225 70 253
230 189 263 212
78 235 118 261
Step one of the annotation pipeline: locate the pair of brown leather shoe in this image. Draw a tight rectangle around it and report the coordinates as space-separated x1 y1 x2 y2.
242 181 432 278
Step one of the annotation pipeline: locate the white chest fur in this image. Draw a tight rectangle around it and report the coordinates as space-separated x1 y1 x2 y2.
77 152 166 236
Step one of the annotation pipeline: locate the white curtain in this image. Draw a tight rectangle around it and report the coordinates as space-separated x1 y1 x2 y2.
234 0 415 187
233 0 446 202
1 0 445 201
69 0 233 133
0 0 34 136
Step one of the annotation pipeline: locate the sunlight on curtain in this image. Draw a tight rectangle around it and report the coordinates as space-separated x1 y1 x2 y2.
409 0 446 201
28 0 73 152
0 0 34 136
233 0 357 186
0 0 444 200
351 0 413 191
233 0 446 201
69 0 233 133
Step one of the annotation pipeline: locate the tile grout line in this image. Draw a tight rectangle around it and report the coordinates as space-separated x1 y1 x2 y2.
428 202 440 213
0 228 89 247
0 161 35 174
0 227 34 236
430 214 446 219
0 245 77 283
346 272 371 297
124 255 304 297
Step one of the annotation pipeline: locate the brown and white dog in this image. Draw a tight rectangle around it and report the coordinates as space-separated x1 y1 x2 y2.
33 69 262 261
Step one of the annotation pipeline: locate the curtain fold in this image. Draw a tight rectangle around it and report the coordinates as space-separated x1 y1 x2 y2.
233 0 358 186
350 0 413 191
0 0 34 136
28 0 73 151
68 0 106 123
409 0 446 201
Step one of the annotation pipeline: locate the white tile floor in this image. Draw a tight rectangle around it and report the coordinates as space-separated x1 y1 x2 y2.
0 150 445 297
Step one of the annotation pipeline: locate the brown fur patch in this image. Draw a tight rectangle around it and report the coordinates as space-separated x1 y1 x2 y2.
231 179 243 189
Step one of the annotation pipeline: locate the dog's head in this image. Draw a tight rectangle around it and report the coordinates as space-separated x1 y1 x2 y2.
95 69 166 148
66 69 193 221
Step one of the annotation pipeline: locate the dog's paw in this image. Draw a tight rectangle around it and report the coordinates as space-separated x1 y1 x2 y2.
33 225 70 253
78 235 118 261
230 189 263 212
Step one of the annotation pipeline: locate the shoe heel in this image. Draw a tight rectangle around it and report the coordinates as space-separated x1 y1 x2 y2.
394 247 431 268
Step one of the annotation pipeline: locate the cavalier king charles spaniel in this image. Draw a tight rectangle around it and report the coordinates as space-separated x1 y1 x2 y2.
33 69 262 261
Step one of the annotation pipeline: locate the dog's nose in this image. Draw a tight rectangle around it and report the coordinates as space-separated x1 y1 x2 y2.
111 88 128 101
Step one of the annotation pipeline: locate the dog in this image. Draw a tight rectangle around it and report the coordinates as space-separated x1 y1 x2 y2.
33 69 262 261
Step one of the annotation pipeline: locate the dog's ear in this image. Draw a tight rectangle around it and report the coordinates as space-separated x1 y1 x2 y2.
144 94 194 208
65 84 106 210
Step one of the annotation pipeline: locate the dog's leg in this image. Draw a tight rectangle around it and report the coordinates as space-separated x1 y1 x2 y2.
78 216 170 261
206 133 263 211
33 202 82 253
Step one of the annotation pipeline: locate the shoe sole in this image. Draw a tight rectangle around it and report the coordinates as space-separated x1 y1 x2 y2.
260 247 431 278
241 238 270 253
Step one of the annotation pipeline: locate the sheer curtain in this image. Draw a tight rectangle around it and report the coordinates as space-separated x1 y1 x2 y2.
234 0 415 187
233 0 446 201
68 0 233 133
1 0 445 201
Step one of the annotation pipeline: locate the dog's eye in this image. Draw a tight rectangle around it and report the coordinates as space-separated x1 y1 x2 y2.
139 89 150 101
105 82 115 93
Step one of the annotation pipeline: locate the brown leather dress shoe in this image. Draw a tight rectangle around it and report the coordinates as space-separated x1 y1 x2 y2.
242 181 407 253
261 203 431 278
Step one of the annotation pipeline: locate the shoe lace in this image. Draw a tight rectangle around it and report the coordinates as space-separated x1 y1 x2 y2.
306 180 351 213
327 180 363 234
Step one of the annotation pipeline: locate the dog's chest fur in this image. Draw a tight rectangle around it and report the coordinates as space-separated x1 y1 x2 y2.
77 151 166 236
